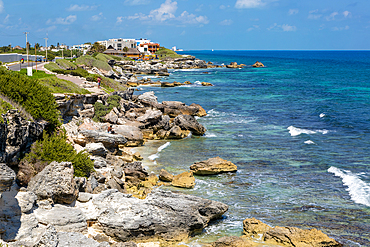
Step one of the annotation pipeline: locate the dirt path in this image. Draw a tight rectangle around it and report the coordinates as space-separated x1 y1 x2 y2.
38 63 106 95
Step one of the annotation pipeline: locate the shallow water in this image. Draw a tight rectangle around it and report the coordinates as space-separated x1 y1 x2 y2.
135 51 370 246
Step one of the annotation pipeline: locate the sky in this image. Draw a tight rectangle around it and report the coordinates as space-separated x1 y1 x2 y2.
0 0 369 50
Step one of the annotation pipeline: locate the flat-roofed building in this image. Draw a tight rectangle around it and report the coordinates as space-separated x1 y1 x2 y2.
98 38 137 51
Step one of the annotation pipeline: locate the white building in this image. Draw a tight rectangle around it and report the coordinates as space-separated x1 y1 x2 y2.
70 44 92 55
98 38 137 50
136 38 151 47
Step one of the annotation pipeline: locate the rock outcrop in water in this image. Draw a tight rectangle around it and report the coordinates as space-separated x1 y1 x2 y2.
190 157 238 175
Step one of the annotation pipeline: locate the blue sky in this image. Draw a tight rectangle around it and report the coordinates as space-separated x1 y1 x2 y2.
0 0 369 50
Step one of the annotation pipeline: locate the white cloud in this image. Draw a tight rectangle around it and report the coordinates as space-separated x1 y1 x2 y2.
268 23 296 31
124 0 150 5
247 25 259 31
47 15 77 25
281 24 296 31
178 11 209 24
308 9 322 20
219 5 226 9
332 25 349 31
91 12 103 21
180 30 186 35
37 25 57 33
326 12 338 21
3 14 10 24
67 4 96 11
0 0 3 13
150 0 177 21
343 11 351 18
122 0 209 25
195 4 203 12
288 9 299 15
220 19 233 26
235 0 265 9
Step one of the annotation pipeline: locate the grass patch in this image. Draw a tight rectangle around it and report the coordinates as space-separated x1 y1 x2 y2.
76 55 111 71
0 98 14 122
44 62 61 71
19 69 55 79
39 76 90 94
155 47 182 59
0 67 60 129
55 59 77 70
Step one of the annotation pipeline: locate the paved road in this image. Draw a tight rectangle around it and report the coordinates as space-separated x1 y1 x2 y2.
8 62 43 71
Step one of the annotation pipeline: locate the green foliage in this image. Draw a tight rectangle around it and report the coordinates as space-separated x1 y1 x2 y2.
55 59 77 70
19 129 94 184
93 95 121 122
44 62 61 71
88 42 106 55
0 67 60 128
39 76 90 94
19 69 55 79
85 74 126 92
76 55 111 71
0 98 13 122
155 47 182 59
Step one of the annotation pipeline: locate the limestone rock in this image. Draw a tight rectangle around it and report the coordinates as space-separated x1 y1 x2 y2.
104 109 119 124
0 163 16 193
138 91 158 104
208 236 254 247
201 82 214 86
15 191 37 213
34 205 87 232
171 171 195 189
226 62 245 68
190 157 237 175
173 115 206 136
27 161 78 204
57 232 108 247
137 109 163 123
252 61 265 67
159 169 173 182
243 218 342 247
76 189 228 242
33 224 59 247
79 129 127 149
85 143 108 157
113 125 144 146
190 103 207 117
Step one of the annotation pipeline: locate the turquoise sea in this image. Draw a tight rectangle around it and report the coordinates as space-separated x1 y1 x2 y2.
134 51 370 246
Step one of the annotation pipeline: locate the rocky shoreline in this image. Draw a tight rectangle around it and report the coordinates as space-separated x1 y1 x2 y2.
0 57 343 246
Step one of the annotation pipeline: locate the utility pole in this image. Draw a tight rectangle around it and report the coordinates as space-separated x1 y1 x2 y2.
24 32 30 65
35 44 37 72
61 43 64 59
44 37 48 62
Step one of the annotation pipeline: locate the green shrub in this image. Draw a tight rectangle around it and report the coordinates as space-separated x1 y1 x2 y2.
0 67 60 129
76 55 111 71
0 98 14 122
17 129 94 186
44 62 61 71
39 76 90 94
69 67 90 77
55 59 77 70
93 95 121 122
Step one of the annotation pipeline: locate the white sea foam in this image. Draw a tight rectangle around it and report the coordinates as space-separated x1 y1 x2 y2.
320 113 326 118
328 166 370 207
317 129 329 134
287 126 316 136
205 132 217 138
148 142 171 162
304 140 315 144
158 142 171 152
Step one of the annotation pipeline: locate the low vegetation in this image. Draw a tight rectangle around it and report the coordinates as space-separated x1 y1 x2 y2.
44 62 61 71
76 55 111 71
93 95 121 122
39 76 90 94
0 67 60 129
0 98 13 122
17 129 94 186
155 47 182 59
55 59 77 70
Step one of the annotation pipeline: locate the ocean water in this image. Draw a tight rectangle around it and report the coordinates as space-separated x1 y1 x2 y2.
134 51 370 246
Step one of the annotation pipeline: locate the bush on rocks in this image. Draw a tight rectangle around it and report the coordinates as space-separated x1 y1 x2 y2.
17 129 94 186
93 95 121 122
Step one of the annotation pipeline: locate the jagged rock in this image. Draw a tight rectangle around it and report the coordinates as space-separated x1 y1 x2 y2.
136 109 163 123
252 61 265 67
77 192 93 203
138 91 158 104
34 205 87 232
54 93 99 119
243 218 342 247
122 161 149 182
0 110 46 165
33 224 59 247
190 157 238 175
15 191 37 213
151 115 171 132
173 114 206 136
159 169 174 182
79 129 127 149
85 143 108 157
104 109 119 124
171 171 195 189
201 82 213 86
90 156 108 169
112 242 138 247
76 189 228 242
113 125 144 147
207 236 254 247
226 62 245 68
167 125 186 139
57 232 108 247
0 163 15 193
190 103 207 117
27 162 78 204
